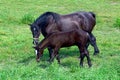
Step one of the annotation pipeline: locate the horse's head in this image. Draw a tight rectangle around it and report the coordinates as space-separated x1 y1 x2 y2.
33 46 43 62
29 24 41 45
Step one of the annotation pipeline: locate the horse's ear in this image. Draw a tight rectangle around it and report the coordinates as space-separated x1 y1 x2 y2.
33 46 37 49
28 24 32 26
32 46 39 50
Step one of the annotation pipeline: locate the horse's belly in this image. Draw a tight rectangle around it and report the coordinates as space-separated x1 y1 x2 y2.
61 21 80 31
61 42 76 47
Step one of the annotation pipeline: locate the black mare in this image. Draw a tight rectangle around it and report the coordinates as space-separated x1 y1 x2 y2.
29 11 99 59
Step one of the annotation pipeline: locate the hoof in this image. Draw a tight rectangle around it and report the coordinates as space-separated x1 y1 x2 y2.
36 59 40 62
80 64 83 67
47 59 50 62
88 64 92 68
93 51 100 55
58 61 61 64
49 58 54 63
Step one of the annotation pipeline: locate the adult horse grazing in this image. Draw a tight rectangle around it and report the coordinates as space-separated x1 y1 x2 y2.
29 11 99 57
33 29 92 67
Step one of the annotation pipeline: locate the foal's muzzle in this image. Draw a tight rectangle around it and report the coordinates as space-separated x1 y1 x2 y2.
33 38 39 45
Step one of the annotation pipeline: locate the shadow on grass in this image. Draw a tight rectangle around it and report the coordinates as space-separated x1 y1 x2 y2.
37 61 51 69
18 55 35 65
17 53 49 66
59 47 80 59
17 47 95 68
60 57 80 67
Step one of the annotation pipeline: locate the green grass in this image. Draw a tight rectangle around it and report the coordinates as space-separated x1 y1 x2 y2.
114 18 120 29
0 0 120 80
20 13 35 24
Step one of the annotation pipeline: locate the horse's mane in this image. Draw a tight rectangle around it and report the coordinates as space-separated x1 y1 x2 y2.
33 12 60 36
34 12 60 28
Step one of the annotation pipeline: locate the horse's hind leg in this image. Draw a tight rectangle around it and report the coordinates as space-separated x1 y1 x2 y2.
85 42 90 50
89 33 100 55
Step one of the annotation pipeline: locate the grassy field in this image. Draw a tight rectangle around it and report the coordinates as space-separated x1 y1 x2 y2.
0 0 120 80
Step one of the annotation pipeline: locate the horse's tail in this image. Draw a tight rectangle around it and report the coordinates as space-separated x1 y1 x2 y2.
87 32 93 44
89 12 96 19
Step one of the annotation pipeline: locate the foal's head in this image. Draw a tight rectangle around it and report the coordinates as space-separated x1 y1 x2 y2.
33 46 43 62
29 24 41 45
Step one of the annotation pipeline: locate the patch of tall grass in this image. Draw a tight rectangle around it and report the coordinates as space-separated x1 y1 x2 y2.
20 13 35 24
114 18 120 29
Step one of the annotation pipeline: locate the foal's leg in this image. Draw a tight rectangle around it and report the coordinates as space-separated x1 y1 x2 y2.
84 50 92 67
89 33 100 55
54 47 60 64
49 47 60 64
80 52 85 67
78 45 85 67
48 47 53 61
56 52 60 64
49 50 54 63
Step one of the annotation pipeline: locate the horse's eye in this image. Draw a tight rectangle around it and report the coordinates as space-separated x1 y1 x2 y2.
33 28 38 33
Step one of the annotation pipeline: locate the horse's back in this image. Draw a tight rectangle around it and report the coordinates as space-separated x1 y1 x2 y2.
58 11 96 32
37 11 96 37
